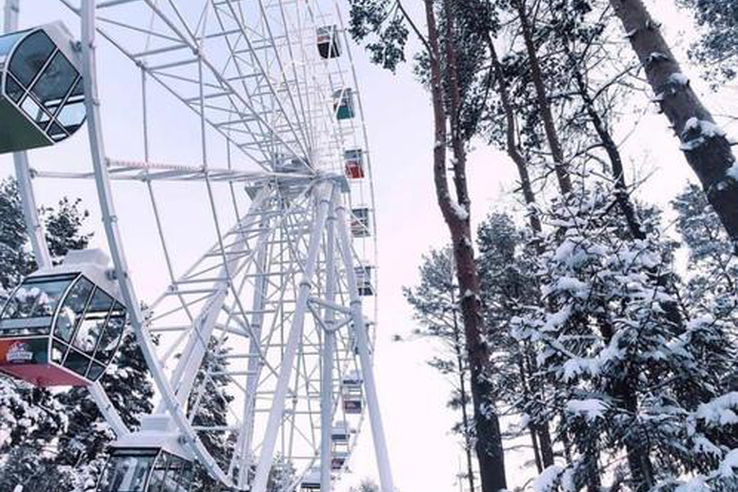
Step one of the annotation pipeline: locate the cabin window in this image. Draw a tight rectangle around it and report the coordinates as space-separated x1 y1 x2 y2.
55 276 94 342
0 30 28 57
73 288 113 354
0 25 86 153
0 274 75 335
98 449 158 492
9 30 55 86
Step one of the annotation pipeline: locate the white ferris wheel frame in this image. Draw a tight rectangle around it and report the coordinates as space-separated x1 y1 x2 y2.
1 0 395 491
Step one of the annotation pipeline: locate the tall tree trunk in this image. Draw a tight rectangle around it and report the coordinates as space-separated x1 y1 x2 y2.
512 0 572 195
583 437 602 492
450 285 477 492
517 356 543 473
489 38 557 469
488 39 542 234
565 46 645 241
522 350 555 469
610 0 738 249
424 1 508 491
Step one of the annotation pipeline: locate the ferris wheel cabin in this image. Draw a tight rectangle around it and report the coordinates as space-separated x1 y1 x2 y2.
351 207 371 237
342 370 364 414
344 149 365 179
0 22 86 154
333 88 355 120
317 25 341 59
0 249 126 386
96 416 217 492
301 467 322 490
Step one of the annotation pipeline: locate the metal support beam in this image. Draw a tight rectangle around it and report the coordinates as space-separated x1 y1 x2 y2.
251 180 334 492
80 0 230 484
320 188 338 492
157 187 271 410
233 200 273 486
335 202 395 492
3 0 52 269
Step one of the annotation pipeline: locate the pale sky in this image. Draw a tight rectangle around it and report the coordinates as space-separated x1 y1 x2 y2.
1 1 736 492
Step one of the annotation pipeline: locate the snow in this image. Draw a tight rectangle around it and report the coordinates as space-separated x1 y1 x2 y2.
693 436 723 456
566 399 608 421
718 449 738 478
543 305 571 332
680 118 727 151
696 392 738 426
554 276 589 298
674 476 709 492
449 200 469 220
668 72 690 86
532 465 562 492
726 160 738 181
562 357 597 381
647 52 670 64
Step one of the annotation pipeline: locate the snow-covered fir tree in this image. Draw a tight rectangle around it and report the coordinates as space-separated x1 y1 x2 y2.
187 338 235 471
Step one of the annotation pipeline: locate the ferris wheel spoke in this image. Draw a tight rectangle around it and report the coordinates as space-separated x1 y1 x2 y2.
155 198 275 411
60 0 308 167
217 0 311 152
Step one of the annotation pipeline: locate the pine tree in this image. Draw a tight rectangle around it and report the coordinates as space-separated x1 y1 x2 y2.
609 0 738 248
404 247 477 492
0 178 92 491
678 0 738 82
187 339 234 470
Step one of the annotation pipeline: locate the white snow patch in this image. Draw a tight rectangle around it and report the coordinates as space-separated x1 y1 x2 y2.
647 52 670 64
543 305 571 332
533 465 563 492
566 398 608 421
450 200 469 220
726 161 738 182
562 357 597 381
674 476 710 492
681 118 727 151
696 392 738 427
555 276 589 297
719 449 738 478
668 72 690 86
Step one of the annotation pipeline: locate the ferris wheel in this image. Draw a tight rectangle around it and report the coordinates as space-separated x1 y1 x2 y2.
0 0 395 491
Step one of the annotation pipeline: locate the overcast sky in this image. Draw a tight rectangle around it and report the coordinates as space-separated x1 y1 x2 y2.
1 1 737 492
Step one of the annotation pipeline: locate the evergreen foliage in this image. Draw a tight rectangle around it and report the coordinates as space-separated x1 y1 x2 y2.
0 178 153 492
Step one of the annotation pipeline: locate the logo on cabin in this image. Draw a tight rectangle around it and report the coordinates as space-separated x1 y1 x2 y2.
6 341 34 364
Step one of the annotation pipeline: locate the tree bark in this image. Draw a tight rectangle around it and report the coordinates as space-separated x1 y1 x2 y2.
424 1 508 491
517 356 544 473
489 38 558 469
513 0 572 196
450 284 477 492
610 0 738 250
565 46 646 241
488 39 543 234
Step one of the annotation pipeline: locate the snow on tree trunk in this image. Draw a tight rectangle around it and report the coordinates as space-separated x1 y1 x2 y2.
424 1 507 490
610 0 738 250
